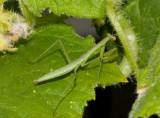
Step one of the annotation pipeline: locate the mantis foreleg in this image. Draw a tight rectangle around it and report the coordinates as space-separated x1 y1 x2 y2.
103 48 118 62
98 44 106 84
81 48 118 67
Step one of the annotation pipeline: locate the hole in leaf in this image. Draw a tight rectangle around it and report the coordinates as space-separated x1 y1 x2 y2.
65 18 100 40
149 114 159 118
83 79 137 118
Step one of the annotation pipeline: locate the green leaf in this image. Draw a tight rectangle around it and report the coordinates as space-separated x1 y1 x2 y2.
19 0 106 18
124 0 160 117
129 36 160 118
0 24 126 118
19 0 66 26
125 0 160 69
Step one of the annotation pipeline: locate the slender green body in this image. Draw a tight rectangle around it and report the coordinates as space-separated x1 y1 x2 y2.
34 37 110 83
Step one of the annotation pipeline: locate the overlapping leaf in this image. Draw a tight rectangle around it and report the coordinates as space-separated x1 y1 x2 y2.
124 0 160 117
125 0 160 69
0 24 126 118
129 36 160 118
20 0 106 18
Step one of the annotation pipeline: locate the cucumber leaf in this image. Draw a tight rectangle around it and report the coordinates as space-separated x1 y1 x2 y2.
0 24 126 118
125 0 160 69
124 0 160 117
129 36 160 118
19 0 66 26
20 0 106 18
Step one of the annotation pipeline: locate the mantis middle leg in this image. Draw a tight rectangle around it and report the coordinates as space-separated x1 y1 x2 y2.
98 44 106 84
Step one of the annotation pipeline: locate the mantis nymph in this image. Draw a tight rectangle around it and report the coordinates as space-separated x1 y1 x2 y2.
33 34 117 114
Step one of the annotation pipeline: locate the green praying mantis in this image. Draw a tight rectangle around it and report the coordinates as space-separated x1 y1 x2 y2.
33 33 117 114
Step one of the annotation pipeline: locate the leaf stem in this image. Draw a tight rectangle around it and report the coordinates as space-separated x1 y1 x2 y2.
106 0 139 79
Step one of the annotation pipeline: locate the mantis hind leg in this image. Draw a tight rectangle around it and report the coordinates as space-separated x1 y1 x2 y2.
53 69 77 116
32 40 70 64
